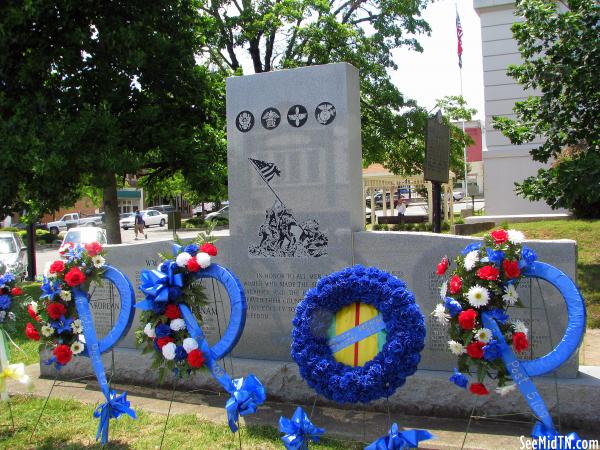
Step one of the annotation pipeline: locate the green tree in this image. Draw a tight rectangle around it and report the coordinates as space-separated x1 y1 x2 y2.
198 0 443 173
0 1 226 241
493 0 600 217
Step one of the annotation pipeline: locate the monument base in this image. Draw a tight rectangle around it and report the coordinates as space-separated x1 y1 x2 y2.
40 350 600 430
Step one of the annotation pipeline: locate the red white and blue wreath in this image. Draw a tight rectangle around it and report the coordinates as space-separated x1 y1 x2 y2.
291 265 426 404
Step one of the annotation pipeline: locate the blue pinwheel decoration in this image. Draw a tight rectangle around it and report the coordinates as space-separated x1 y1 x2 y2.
365 423 433 450
279 406 325 450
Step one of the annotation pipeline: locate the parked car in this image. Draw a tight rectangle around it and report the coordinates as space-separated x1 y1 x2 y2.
205 205 229 221
147 205 177 214
0 231 27 280
61 227 107 247
452 190 465 201
47 212 103 235
119 210 167 230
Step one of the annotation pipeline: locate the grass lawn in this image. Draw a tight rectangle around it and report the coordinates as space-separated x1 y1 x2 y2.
0 395 356 449
477 220 600 328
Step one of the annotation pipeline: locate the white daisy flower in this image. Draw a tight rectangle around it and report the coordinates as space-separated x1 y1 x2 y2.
143 323 156 338
169 318 186 331
162 342 177 360
502 284 519 306
439 282 448 300
7 312 15 321
41 325 54 337
71 319 83 334
175 252 192 268
448 340 466 355
71 341 85 355
432 303 450 324
30 301 39 313
92 255 105 268
507 229 525 244
475 328 493 343
61 290 72 302
466 285 490 308
183 337 198 353
495 384 516 396
196 252 211 269
512 319 528 335
464 250 479 271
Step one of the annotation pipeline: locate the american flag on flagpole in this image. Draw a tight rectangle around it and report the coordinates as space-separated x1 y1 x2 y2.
248 158 281 182
456 10 464 69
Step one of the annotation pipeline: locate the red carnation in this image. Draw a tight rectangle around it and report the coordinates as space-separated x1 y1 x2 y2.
25 323 40 341
46 302 67 320
27 304 40 322
458 309 478 330
156 337 174 349
187 349 205 368
477 265 499 281
469 383 489 396
53 344 73 365
10 287 23 296
186 257 201 273
164 304 181 320
466 341 486 359
64 267 86 287
84 241 103 257
503 259 521 279
513 332 529 353
436 256 449 276
490 229 509 245
49 260 65 274
200 243 218 257
449 275 462 294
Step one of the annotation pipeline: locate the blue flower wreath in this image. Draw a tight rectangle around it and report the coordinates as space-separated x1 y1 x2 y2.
291 265 426 404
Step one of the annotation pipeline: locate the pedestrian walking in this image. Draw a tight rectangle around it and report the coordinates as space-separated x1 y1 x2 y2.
396 198 407 224
134 209 146 240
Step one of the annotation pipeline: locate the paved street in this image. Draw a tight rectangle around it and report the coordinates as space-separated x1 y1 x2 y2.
373 198 485 218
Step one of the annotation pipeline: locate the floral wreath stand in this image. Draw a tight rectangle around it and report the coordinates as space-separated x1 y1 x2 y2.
460 261 586 448
30 266 136 444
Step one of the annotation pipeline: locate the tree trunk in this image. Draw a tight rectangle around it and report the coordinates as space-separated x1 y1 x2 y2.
102 174 122 244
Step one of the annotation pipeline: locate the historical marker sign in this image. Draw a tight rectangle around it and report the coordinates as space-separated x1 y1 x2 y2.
424 112 450 183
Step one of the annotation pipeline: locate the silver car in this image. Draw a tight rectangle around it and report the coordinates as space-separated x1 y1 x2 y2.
0 231 27 280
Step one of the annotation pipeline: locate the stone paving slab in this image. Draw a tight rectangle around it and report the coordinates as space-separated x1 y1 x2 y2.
6 364 600 449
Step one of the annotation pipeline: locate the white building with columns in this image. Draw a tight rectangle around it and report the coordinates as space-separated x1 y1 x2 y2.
474 0 563 215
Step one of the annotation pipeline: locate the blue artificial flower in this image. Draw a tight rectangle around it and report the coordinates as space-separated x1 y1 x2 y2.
449 369 468 389
483 340 502 361
40 277 61 300
444 297 462 317
168 287 183 302
0 273 15 285
0 295 11 310
155 323 172 338
183 244 199 256
486 248 505 266
174 345 187 361
521 246 537 264
461 242 482 255
487 308 509 324
66 244 85 262
50 315 75 335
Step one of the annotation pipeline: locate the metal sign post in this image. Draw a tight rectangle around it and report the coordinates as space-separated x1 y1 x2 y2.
424 111 451 234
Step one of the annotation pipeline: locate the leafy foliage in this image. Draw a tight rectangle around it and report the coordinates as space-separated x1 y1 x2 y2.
493 0 600 217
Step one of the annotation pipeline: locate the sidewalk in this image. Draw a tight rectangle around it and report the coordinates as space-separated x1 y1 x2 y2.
7 364 599 449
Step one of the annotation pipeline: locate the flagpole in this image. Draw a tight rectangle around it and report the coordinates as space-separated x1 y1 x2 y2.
456 3 469 202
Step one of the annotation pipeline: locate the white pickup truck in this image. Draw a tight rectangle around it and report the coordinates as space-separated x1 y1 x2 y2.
47 213 103 235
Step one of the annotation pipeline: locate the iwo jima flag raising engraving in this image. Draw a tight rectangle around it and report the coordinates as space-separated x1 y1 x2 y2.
248 158 328 258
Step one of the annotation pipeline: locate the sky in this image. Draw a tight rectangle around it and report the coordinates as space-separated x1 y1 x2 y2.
390 0 485 120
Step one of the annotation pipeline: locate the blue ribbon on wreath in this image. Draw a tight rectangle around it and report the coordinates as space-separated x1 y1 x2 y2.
365 423 433 450
137 263 183 313
74 289 136 444
279 406 325 450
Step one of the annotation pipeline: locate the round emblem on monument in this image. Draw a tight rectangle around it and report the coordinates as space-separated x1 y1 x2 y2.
315 102 336 125
261 107 281 130
236 111 255 133
287 105 308 128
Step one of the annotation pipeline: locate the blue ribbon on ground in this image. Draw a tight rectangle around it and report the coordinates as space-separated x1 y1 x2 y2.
279 406 325 450
179 303 265 433
327 314 386 353
531 421 583 449
74 290 136 444
481 312 557 435
365 423 433 450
